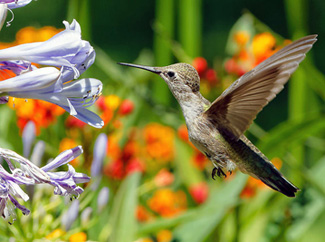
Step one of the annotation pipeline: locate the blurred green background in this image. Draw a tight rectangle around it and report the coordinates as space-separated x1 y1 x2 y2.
1 0 325 241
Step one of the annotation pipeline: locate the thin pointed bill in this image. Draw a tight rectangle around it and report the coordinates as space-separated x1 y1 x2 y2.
118 62 162 74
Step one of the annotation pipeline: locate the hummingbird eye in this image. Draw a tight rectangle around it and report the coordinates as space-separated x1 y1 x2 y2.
167 71 175 78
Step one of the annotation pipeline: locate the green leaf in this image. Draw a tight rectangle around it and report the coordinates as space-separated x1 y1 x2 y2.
225 13 255 56
286 190 325 241
301 61 325 101
137 173 247 239
172 174 246 242
105 172 141 242
174 138 204 186
257 116 325 158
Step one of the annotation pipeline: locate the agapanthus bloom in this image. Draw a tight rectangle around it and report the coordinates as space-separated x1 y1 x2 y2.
0 0 32 9
0 146 89 224
0 20 104 128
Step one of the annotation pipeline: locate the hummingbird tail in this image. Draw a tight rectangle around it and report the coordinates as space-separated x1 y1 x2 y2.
257 168 299 197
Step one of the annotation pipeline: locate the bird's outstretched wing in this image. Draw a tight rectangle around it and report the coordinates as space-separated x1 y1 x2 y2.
204 35 317 139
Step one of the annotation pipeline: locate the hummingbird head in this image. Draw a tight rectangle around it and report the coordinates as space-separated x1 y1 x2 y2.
118 62 201 97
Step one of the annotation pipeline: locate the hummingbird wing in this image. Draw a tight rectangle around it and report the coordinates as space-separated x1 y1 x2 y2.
204 34 317 139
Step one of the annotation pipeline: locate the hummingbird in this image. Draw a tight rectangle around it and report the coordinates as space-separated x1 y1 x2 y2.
119 34 317 197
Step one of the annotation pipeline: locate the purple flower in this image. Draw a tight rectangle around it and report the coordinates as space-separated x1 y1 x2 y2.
61 199 79 231
0 20 104 128
22 121 35 158
91 133 108 177
0 67 61 93
0 0 32 9
0 20 93 79
0 146 90 223
0 96 8 103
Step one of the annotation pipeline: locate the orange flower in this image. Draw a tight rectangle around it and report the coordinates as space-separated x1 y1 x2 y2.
234 31 250 47
107 135 122 161
157 230 173 242
154 168 174 187
135 238 154 242
148 188 187 217
252 32 277 65
177 124 189 142
45 228 65 240
144 123 175 163
104 94 121 111
136 205 152 222
15 25 62 44
8 98 65 134
69 232 87 242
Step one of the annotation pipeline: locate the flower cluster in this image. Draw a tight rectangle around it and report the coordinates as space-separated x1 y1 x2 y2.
0 25 65 133
225 31 290 77
0 19 104 128
97 94 134 126
192 57 218 87
0 2 103 227
0 146 89 224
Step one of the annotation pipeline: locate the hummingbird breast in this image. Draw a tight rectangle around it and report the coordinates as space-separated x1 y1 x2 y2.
186 115 237 172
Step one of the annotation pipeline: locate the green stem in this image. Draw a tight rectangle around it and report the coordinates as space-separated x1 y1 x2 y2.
67 0 91 41
284 0 319 184
153 0 175 105
179 0 202 58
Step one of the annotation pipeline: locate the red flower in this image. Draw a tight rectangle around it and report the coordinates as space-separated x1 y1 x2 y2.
119 99 134 115
65 116 86 128
192 57 208 76
189 182 209 204
204 69 218 85
126 157 145 174
177 124 189 142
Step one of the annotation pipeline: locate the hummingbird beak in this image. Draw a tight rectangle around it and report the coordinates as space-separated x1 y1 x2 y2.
118 62 162 74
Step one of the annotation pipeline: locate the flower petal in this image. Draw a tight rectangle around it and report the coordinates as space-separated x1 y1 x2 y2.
0 3 7 31
72 107 104 128
1 67 60 94
5 0 32 9
42 146 83 172
0 96 8 104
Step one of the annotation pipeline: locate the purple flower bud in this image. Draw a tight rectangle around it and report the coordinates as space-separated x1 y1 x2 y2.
91 133 107 177
97 187 109 213
30 141 45 167
22 121 35 158
61 199 79 231
81 207 92 227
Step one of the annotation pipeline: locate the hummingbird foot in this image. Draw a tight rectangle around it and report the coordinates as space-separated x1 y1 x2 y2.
212 167 227 179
